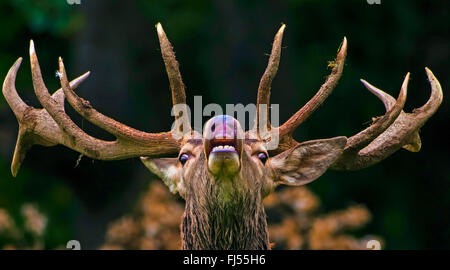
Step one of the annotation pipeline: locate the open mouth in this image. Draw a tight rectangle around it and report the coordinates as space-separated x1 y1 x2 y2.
203 115 244 163
205 138 240 159
203 115 244 176
205 136 242 176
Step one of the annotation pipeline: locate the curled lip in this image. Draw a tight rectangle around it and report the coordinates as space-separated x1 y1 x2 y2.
204 138 240 160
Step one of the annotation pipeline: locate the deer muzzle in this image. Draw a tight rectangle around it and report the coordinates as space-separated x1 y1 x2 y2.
203 115 244 177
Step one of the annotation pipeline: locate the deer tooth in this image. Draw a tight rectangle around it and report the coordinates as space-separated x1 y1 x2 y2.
212 146 224 151
225 145 235 150
211 145 237 152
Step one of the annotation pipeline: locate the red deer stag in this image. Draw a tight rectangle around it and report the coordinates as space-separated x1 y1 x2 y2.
2 23 442 249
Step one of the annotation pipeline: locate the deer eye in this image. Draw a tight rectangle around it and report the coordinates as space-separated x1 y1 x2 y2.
257 152 268 164
179 153 190 165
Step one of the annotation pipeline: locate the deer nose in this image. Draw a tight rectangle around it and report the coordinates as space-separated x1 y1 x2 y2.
204 115 241 141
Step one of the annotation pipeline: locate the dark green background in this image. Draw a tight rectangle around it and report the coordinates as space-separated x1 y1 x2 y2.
0 0 448 249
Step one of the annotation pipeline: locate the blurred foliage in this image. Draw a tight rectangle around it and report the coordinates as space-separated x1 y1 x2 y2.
9 0 84 35
0 203 47 249
0 0 449 249
101 182 381 250
136 0 211 41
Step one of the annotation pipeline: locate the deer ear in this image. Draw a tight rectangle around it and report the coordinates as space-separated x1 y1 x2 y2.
268 137 347 186
140 157 181 194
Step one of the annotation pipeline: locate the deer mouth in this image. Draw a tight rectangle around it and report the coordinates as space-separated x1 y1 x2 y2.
205 137 242 176
203 115 244 176
205 138 240 159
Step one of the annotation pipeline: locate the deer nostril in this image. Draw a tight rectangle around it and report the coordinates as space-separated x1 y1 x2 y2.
211 123 215 132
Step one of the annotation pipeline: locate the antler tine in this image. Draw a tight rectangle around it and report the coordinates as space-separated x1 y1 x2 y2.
256 24 286 132
156 23 186 106
279 37 347 138
331 69 443 171
30 40 121 155
2 57 92 125
343 73 409 153
2 58 28 120
361 78 396 111
418 68 443 117
156 23 190 132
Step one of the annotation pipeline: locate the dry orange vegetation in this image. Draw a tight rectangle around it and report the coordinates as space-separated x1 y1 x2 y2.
0 204 47 249
0 181 381 250
101 182 382 250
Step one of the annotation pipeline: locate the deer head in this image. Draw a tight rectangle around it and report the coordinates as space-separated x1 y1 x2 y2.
2 23 442 250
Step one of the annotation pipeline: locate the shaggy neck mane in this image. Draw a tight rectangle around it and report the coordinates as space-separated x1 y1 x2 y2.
181 165 270 250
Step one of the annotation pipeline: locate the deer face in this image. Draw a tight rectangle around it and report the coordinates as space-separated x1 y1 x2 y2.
141 115 271 201
141 114 347 202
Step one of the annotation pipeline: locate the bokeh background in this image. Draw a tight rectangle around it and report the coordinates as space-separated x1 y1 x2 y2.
0 0 448 249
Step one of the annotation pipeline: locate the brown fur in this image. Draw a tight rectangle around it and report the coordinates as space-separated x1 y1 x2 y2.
142 135 348 250
180 148 270 250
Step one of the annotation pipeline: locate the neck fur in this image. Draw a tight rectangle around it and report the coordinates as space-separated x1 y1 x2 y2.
181 175 270 250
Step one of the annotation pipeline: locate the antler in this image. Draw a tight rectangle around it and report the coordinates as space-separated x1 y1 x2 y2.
2 23 186 177
254 24 442 170
256 24 286 133
331 68 442 170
